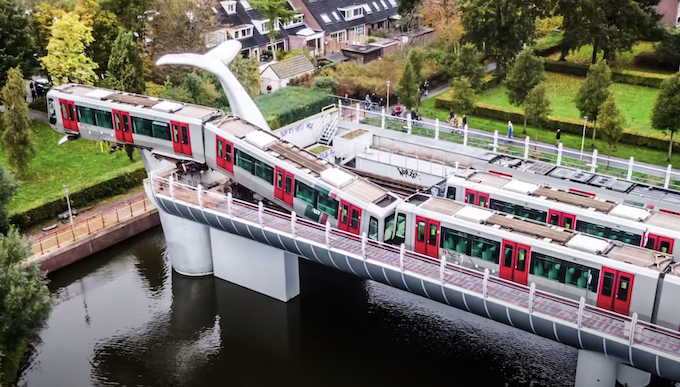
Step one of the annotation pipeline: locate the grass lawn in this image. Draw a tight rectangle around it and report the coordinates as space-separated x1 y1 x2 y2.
476 72 661 135
0 120 143 214
418 97 680 169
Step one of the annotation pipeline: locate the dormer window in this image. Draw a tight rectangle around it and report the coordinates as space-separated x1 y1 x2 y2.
283 13 304 28
220 0 236 15
253 19 279 34
227 24 253 39
338 5 364 21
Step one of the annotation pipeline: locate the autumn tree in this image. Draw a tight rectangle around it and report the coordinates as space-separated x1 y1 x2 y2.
0 67 35 176
100 0 148 37
503 47 546 133
597 95 625 159
30 3 65 58
104 30 145 94
652 72 680 161
448 77 477 115
41 12 98 85
523 83 552 130
0 0 36 87
0 165 17 234
449 43 484 90
417 0 461 47
250 0 296 61
575 59 612 145
229 54 261 98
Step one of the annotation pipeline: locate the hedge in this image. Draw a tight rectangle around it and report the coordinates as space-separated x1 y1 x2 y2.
28 97 48 112
255 87 335 129
10 167 147 231
543 60 669 88
434 94 679 153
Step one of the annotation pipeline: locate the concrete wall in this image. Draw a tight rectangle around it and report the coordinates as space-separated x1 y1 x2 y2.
273 109 339 148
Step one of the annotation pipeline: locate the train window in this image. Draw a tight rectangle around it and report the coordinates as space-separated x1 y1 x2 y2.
563 217 573 230
531 252 599 291
549 213 559 226
235 149 254 173
294 181 315 205
60 102 67 119
276 171 282 189
490 199 546 222
151 122 171 140
417 221 425 242
217 140 223 158
466 191 474 204
350 208 359 229
172 124 179 143
660 240 671 253
368 217 378 240
93 109 113 129
441 227 467 253
428 223 437 245
383 213 406 245
131 117 152 136
576 220 641 246
48 99 56 120
446 187 456 200
645 235 656 250
254 159 273 184
315 193 338 218
340 204 348 223
224 143 232 162
502 244 514 268
285 176 292 194
76 106 95 125
601 272 614 297
617 276 630 302
516 247 527 272
180 125 189 144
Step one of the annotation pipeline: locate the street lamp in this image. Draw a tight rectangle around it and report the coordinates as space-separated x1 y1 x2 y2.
386 80 391 106
63 184 74 229
580 116 588 160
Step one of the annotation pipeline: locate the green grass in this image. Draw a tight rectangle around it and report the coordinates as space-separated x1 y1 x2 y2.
418 97 680 169
0 121 143 214
534 32 563 52
476 72 660 135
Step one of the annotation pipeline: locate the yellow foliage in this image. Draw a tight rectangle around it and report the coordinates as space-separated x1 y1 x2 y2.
41 12 98 85
535 16 563 39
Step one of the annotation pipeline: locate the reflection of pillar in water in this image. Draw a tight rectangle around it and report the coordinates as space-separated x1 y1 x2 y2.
170 271 217 338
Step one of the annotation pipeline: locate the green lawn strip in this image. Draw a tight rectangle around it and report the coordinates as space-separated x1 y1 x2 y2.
418 98 680 170
476 72 660 134
0 120 143 214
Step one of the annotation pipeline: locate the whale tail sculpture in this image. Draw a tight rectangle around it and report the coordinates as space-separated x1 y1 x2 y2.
156 40 271 131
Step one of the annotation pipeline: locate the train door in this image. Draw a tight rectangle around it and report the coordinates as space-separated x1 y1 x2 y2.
465 189 490 208
548 210 576 230
59 99 78 132
274 167 294 206
112 110 133 143
596 268 634 315
215 136 233 174
499 240 530 285
170 121 191 156
338 200 362 235
645 234 674 254
414 216 440 258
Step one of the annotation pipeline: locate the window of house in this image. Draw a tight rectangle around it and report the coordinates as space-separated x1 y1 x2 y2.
283 14 304 28
352 25 365 35
330 30 346 42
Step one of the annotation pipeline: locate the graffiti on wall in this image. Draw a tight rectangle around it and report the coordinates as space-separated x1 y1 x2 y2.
278 120 315 138
396 167 419 179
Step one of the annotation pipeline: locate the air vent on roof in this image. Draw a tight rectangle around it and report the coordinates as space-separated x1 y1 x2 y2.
455 206 493 224
565 234 610 255
547 167 576 180
245 130 277 149
589 175 616 188
85 89 114 100
320 168 354 188
609 204 649 222
570 171 594 183
151 101 184 113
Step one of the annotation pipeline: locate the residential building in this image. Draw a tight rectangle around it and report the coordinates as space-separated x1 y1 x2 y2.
656 0 680 26
259 54 316 93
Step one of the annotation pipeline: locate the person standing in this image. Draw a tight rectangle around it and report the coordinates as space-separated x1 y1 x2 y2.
555 128 561 146
379 97 385 110
29 81 36 101
423 80 429 96
507 121 513 139
371 92 378 110
462 114 468 130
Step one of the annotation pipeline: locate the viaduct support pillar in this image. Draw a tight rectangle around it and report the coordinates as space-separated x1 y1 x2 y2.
209 228 300 302
159 211 213 276
575 350 617 387
616 364 651 387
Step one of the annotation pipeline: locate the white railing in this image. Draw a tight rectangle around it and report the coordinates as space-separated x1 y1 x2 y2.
336 102 680 191
150 175 680 361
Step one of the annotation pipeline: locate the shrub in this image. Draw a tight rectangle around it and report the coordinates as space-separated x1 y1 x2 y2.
28 97 47 113
289 73 315 87
543 60 667 88
311 77 338 93
255 87 334 129
369 28 389 38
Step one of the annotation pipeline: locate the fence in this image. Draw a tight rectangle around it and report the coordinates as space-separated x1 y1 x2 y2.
30 194 154 256
336 102 680 191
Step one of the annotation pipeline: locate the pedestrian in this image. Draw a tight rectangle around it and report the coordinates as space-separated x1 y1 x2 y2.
364 94 371 109
379 97 385 110
462 114 468 130
343 93 349 106
507 121 513 139
555 128 561 146
423 80 429 96
371 92 378 110
448 109 455 122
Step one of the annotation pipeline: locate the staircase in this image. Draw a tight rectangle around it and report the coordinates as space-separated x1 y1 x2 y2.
318 114 339 145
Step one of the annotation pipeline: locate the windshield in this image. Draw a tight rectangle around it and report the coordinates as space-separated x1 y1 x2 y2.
384 212 406 245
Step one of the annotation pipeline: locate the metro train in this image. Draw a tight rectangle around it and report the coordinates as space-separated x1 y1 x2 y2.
426 168 680 256
48 84 680 330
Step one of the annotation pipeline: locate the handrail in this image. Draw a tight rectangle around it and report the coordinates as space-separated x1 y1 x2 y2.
150 175 680 360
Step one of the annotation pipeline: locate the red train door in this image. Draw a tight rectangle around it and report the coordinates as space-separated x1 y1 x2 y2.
59 99 78 132
338 200 362 235
216 136 233 173
274 167 294 206
170 121 182 153
179 123 192 155
548 210 576 229
645 234 674 254
499 240 530 285
112 110 133 143
414 216 440 258
596 267 634 315
464 189 489 208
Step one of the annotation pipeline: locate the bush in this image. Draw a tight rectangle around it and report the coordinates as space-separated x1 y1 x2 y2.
311 77 338 93
255 87 334 129
543 60 667 88
288 73 315 87
9 167 147 230
28 97 47 113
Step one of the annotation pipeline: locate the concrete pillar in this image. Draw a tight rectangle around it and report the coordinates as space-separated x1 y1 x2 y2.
616 364 651 387
160 211 214 276
210 228 300 302
575 350 617 387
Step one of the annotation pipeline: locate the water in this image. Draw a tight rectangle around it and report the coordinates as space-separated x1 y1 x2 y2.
17 228 673 387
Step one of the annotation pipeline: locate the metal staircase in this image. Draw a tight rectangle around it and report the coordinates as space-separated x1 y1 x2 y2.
318 114 339 145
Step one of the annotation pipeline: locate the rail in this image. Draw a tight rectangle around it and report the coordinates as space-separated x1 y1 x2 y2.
30 194 154 256
150 175 680 361
337 102 680 191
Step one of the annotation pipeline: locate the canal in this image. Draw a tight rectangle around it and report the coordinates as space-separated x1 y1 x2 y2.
17 228 674 386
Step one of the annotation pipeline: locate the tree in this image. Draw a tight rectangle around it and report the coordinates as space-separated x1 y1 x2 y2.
460 0 545 67
311 77 338 94
0 67 35 176
449 43 484 90
249 0 295 62
30 3 65 59
575 59 612 145
398 0 420 16
396 60 419 110
597 95 625 159
503 47 546 133
654 26 680 70
229 54 261 98
0 0 36 87
0 164 17 234
417 0 461 47
523 83 552 129
41 12 98 85
651 72 680 161
100 0 148 37
104 30 145 94
448 77 477 115
407 48 425 84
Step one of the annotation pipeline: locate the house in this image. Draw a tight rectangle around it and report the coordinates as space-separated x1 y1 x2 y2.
288 0 400 54
656 0 680 26
259 54 316 94
206 0 326 59
341 44 383 64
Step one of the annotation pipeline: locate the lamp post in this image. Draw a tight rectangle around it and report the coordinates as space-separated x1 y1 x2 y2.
386 80 391 106
63 184 74 229
580 116 588 160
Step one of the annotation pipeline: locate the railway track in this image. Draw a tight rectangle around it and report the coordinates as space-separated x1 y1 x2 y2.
345 167 426 198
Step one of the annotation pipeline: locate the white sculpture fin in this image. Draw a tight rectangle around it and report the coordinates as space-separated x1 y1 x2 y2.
156 40 271 131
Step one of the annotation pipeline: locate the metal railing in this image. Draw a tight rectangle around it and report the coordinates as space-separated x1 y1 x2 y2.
30 194 154 256
337 102 680 191
150 174 680 361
